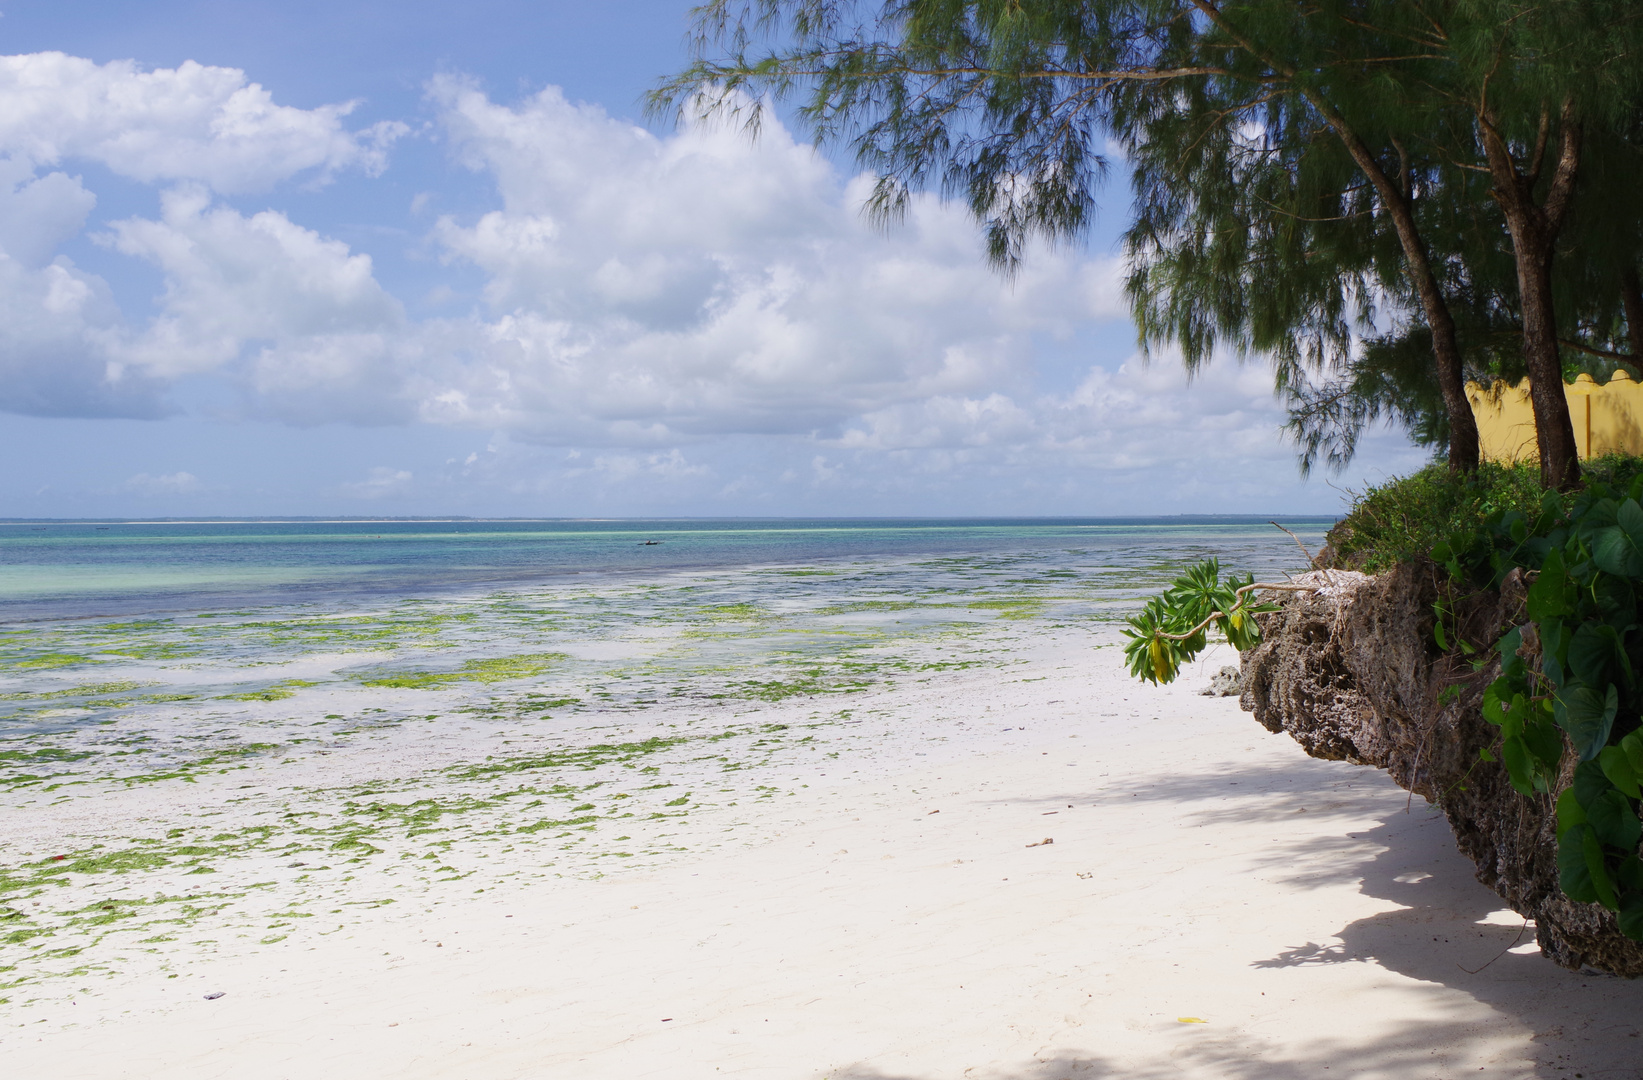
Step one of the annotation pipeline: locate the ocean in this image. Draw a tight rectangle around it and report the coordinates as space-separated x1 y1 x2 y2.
0 517 1333 622
0 515 1333 741
0 514 1334 743
0 515 1334 997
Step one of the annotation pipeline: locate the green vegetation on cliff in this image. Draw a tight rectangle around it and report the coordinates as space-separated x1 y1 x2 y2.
1131 456 1643 941
1327 458 1643 574
1324 462 1545 573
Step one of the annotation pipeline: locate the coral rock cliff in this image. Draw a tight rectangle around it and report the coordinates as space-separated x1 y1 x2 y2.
1239 563 1643 976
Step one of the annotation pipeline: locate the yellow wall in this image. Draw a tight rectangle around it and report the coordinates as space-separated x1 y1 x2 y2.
1468 373 1643 461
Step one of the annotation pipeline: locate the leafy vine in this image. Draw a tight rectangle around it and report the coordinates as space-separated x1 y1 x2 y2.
1126 475 1643 940
1477 477 1643 936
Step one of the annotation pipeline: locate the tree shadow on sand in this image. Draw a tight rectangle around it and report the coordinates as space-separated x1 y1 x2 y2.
837 752 1643 1079
1244 808 1643 1077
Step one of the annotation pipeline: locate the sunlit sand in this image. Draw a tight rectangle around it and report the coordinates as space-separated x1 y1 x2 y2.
6 604 1640 1077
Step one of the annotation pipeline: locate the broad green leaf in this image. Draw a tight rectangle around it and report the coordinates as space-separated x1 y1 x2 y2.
1497 626 1525 680
1481 681 1507 728
1483 682 1528 739
1501 737 1536 797
1595 583 1641 642
1601 745 1643 799
1568 623 1620 689
1587 789 1643 851
1559 823 1601 904
1592 526 1626 575
1619 893 1643 941
1558 787 1588 832
1574 758 1614 805
1523 716 1563 771
1593 526 1643 577
1624 730 1643 777
1619 498 1643 549
1527 550 1570 621
1586 828 1620 910
1585 497 1622 532
1556 683 1619 761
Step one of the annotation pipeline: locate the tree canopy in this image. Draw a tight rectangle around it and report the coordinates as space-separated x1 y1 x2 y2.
655 1 1643 489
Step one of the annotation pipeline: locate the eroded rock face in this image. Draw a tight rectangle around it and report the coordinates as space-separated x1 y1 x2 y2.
1200 666 1241 697
1239 562 1643 976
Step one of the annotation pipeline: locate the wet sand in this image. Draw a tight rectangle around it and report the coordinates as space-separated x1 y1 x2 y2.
7 635 1642 1079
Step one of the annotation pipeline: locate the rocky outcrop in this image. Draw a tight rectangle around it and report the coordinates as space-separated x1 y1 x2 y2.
1200 665 1241 697
1239 562 1643 976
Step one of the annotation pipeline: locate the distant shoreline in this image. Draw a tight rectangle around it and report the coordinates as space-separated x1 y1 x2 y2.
0 519 1334 625
0 514 1340 526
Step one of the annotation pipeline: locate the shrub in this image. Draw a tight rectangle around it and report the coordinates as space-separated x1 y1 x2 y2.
1328 455 1643 576
1325 461 1544 573
1126 454 1643 939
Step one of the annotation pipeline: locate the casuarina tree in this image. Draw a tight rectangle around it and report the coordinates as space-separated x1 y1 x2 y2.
652 1 1483 473
655 1 1643 487
1427 0 1643 488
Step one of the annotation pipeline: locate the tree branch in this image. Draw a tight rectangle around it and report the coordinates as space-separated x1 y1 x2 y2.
1559 338 1635 362
1542 96 1583 237
1524 104 1550 189
1151 580 1336 643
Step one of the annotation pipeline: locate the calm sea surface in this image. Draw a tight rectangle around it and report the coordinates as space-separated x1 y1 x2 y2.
0 517 1336 622
1 515 1338 999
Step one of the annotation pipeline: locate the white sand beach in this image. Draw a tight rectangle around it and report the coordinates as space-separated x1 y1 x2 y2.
8 0 1641 1074
6 621 1643 1080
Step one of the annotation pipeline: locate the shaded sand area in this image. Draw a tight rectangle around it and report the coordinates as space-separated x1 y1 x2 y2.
4 551 1643 1077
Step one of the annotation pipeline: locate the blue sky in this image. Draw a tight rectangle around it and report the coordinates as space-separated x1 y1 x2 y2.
0 1 1427 518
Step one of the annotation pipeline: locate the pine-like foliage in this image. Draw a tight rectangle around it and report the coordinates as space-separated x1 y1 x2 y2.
654 1 1643 481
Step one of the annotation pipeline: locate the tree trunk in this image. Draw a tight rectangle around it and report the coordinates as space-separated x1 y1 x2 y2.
1623 267 1643 363
1513 234 1581 487
1195 4 1481 473
1409 251 1481 474
1309 107 1480 473
1480 102 1583 490
1192 5 1482 473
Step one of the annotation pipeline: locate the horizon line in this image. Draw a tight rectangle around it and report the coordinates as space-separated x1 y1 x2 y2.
0 513 1342 525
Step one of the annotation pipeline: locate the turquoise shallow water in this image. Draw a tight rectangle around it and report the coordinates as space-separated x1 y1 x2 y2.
0 517 1335 621
0 516 1335 995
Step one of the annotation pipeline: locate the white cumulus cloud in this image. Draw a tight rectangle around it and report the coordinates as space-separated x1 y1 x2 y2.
0 156 96 267
0 52 405 193
103 187 406 393
418 77 1129 443
0 51 412 418
0 54 1423 509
